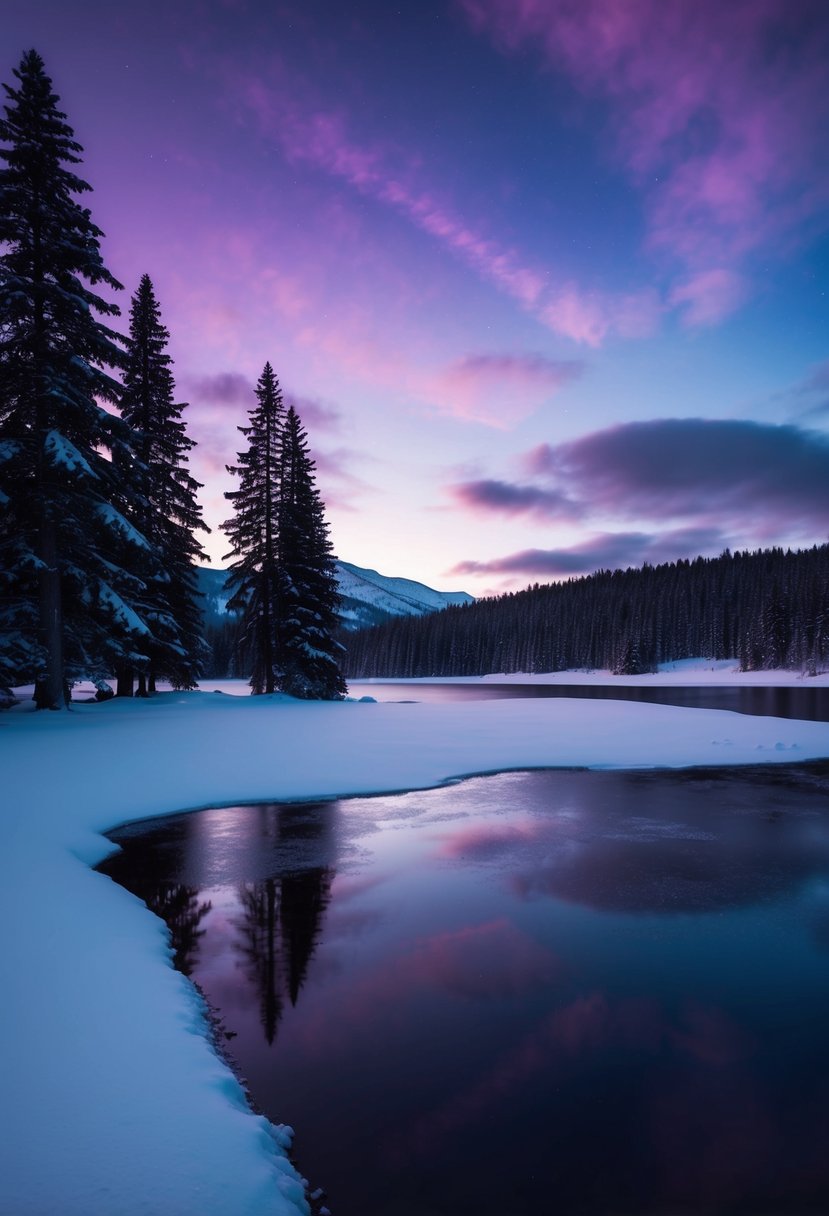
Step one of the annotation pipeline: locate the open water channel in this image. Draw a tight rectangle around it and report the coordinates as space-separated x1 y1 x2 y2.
99 686 829 1215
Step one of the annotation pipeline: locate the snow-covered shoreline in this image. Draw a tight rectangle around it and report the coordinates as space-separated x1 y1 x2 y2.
3 689 829 1215
351 657 829 688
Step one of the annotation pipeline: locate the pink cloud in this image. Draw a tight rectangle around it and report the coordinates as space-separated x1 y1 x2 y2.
541 285 662 346
246 91 550 314
669 268 748 327
433 352 583 426
405 918 560 999
461 0 829 306
239 77 662 346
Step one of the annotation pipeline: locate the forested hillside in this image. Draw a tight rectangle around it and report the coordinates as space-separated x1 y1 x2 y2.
344 545 829 678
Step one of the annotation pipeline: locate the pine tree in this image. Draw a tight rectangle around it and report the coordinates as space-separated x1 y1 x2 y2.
222 368 346 698
119 274 208 692
276 406 346 699
0 50 154 706
222 363 284 694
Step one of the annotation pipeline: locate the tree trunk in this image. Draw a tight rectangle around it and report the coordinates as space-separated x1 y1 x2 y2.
136 671 149 697
34 513 65 709
115 666 134 697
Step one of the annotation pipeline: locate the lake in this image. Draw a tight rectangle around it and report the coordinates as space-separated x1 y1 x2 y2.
99 760 829 1215
349 680 829 721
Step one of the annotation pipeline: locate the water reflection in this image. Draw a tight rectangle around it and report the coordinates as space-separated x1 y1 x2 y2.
144 884 212 976
105 800 337 1045
100 764 829 1215
236 869 333 1044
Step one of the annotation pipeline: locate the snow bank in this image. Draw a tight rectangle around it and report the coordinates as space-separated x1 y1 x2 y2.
2 690 829 1215
354 658 829 688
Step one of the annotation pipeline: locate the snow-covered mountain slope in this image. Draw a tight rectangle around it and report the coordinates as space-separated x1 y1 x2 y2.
197 563 474 631
336 561 473 629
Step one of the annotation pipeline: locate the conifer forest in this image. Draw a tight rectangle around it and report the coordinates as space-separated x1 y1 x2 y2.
343 544 829 678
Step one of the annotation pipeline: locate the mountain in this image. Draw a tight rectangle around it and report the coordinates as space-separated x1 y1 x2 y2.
196 562 474 631
335 561 473 629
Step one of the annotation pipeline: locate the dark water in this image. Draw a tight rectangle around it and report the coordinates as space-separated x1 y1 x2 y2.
99 764 829 1216
349 680 829 721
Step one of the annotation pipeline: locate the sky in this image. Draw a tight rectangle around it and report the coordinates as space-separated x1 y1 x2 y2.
3 0 829 596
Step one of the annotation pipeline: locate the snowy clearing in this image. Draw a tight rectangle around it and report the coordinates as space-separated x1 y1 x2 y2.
3 689 829 1216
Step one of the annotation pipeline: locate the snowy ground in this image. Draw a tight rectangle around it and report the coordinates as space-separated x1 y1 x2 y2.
3 682 829 1215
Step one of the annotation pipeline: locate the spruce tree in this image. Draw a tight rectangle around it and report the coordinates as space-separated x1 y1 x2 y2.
0 50 153 706
119 274 208 692
222 363 284 694
222 368 346 698
276 406 346 699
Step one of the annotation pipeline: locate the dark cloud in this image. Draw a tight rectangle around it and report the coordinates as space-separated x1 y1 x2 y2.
449 478 581 520
452 527 728 578
524 419 829 531
189 371 254 406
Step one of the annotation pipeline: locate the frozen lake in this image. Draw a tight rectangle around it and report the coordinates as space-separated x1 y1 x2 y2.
100 761 829 1215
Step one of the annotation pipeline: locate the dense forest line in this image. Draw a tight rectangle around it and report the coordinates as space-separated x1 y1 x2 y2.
343 544 829 678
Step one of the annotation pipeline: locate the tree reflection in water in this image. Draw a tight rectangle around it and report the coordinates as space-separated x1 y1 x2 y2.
235 868 333 1044
144 883 212 977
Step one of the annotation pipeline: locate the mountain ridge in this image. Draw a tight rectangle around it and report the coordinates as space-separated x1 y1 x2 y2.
197 561 474 631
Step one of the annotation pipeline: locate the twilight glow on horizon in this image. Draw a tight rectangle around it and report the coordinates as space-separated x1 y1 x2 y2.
5 0 829 596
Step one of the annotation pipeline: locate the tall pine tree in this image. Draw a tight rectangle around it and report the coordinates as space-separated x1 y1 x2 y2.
222 363 284 694
277 406 346 699
222 367 345 698
119 274 208 692
0 50 153 706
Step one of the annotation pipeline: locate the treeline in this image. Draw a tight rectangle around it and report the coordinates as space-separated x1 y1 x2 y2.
343 544 829 678
0 51 343 705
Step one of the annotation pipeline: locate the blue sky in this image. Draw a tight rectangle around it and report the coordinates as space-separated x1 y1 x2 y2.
4 0 829 592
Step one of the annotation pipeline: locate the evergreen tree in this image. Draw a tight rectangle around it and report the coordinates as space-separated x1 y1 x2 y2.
119 274 208 692
222 368 346 698
0 50 153 706
222 363 284 694
276 406 346 700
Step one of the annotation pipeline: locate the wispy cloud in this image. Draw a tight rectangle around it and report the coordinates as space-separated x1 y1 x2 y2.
449 478 581 520
451 526 729 578
669 269 748 328
786 359 829 424
433 352 584 426
238 79 663 346
461 0 829 315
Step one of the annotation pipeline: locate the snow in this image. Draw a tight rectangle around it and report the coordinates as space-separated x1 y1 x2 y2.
44 428 97 478
95 500 151 549
335 560 474 617
354 658 829 688
2 685 829 1215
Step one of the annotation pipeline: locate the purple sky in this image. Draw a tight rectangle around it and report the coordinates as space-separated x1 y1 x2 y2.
5 0 829 593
